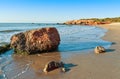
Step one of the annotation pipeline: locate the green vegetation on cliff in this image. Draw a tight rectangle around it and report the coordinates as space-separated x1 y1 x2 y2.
64 17 120 25
82 17 120 23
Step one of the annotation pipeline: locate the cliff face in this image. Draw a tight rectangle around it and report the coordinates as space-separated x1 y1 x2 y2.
64 19 111 25
10 27 60 54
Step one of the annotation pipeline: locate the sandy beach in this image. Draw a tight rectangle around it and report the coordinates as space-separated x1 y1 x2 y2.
60 23 120 79
1 23 120 79
1 0 120 79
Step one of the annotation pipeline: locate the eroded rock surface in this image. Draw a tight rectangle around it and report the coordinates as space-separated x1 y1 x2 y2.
10 27 60 54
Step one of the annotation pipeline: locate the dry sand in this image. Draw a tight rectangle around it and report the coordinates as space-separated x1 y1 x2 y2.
61 23 120 79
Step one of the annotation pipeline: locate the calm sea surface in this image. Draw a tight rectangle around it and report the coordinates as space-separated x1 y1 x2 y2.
0 23 111 51
0 23 111 79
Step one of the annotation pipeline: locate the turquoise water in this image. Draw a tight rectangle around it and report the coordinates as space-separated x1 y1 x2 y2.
0 23 111 79
0 23 111 52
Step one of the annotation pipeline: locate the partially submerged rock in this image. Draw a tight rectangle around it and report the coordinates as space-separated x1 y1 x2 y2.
0 44 10 54
10 27 60 54
94 46 105 54
43 61 65 73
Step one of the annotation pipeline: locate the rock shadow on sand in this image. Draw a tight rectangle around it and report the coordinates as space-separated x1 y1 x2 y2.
63 63 77 72
111 42 116 45
106 49 115 53
105 42 116 53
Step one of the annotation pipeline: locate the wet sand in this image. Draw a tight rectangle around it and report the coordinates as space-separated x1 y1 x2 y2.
4 23 120 79
61 23 120 79
4 52 63 79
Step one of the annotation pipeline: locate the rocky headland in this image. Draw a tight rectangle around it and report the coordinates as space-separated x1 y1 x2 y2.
64 19 111 25
64 17 120 25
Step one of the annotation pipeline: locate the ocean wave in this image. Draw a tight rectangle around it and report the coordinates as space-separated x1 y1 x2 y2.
0 30 22 33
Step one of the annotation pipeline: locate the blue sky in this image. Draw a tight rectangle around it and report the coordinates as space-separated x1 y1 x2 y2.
0 0 120 23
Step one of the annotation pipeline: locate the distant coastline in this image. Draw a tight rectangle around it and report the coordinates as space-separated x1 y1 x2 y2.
63 17 120 25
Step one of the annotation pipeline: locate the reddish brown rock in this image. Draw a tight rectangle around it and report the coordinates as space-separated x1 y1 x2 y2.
10 27 60 54
64 19 111 25
43 61 65 73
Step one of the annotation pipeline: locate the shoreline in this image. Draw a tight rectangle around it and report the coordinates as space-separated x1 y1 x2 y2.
1 23 120 79
61 23 120 79
99 22 120 53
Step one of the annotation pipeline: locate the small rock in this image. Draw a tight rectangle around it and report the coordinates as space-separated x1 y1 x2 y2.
94 46 105 54
43 61 65 73
61 67 66 72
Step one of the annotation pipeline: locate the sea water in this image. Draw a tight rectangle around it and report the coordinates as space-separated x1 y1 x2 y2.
0 23 111 79
0 23 111 51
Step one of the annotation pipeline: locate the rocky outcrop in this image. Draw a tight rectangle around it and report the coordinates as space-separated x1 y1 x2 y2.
0 44 10 54
94 46 106 54
10 27 60 54
64 19 111 25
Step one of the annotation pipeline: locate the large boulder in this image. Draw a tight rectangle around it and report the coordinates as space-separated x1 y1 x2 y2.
10 27 60 54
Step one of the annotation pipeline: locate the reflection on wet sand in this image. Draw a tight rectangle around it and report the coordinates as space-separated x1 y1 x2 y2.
5 52 63 79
